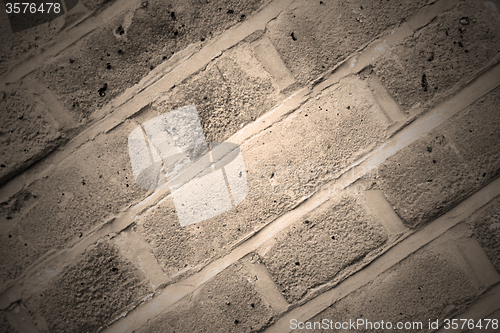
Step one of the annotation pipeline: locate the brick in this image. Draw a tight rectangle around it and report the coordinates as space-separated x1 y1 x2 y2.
24 241 151 333
468 196 500 273
373 0 500 111
33 0 264 120
0 83 64 186
266 0 427 85
135 258 274 333
138 41 279 143
300 234 481 333
0 121 148 285
262 195 387 303
138 75 388 278
444 85 500 182
375 86 500 228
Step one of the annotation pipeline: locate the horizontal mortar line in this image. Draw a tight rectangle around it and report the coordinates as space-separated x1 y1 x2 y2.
0 0 295 204
264 177 500 333
101 61 500 333
434 283 500 333
0 0 139 87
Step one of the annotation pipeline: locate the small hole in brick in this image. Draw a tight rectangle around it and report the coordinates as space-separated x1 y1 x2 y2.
290 32 297 41
331 235 335 240
8 235 12 238
227 9 234 14
234 320 239 325
112 267 119 272
295 262 300 266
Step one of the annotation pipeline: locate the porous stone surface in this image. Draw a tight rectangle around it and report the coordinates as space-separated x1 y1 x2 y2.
373 0 500 111
34 0 264 120
302 242 478 332
266 0 427 84
135 260 273 333
0 83 63 186
138 75 388 279
0 121 148 285
25 241 151 333
375 86 500 228
469 197 500 273
139 42 278 143
262 196 387 303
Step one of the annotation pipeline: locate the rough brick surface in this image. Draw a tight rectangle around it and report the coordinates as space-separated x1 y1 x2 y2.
33 0 264 120
0 83 63 186
135 259 274 333
138 42 278 143
263 196 387 303
375 86 500 228
25 241 151 333
469 197 500 273
0 121 148 285
266 0 426 84
138 75 388 279
300 238 479 332
373 0 500 111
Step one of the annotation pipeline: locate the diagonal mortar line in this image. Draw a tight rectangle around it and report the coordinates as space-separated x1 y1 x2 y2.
0 0 488 313
100 59 500 333
434 283 500 332
0 0 295 204
264 177 500 333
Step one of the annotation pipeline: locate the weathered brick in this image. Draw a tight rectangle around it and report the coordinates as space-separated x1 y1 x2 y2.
138 41 279 143
468 197 500 273
135 258 274 333
266 0 427 85
24 241 151 333
33 0 264 120
263 195 387 303
299 234 481 333
375 86 500 228
138 75 388 278
0 84 64 186
373 0 500 111
0 121 148 285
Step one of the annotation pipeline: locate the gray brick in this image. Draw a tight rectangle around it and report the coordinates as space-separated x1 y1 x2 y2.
138 75 388 278
373 0 500 111
299 235 480 332
468 197 500 273
24 241 151 333
137 41 279 143
266 0 427 85
135 258 274 333
0 121 148 285
375 86 500 228
263 195 387 303
0 84 64 186
33 0 264 120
